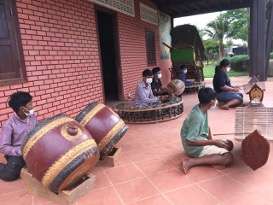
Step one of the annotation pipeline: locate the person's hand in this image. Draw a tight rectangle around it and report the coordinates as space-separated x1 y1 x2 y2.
214 140 230 149
232 87 240 92
225 140 234 151
159 96 167 102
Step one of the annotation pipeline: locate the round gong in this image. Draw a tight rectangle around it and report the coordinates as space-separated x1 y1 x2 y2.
75 102 128 157
21 114 99 193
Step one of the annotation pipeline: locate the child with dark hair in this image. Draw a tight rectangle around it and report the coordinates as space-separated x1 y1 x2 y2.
0 91 37 181
151 67 169 96
134 69 159 107
213 59 243 110
180 87 233 174
151 67 162 96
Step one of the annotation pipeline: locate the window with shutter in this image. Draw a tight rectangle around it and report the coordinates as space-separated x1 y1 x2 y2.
145 31 156 66
0 0 25 84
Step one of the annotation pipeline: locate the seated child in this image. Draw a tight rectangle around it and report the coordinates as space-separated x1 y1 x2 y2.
151 67 169 96
178 65 193 87
0 91 37 181
180 87 233 174
134 69 160 107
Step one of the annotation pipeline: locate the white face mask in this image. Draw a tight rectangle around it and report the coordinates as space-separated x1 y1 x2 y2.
146 78 153 84
227 67 231 72
157 73 162 79
212 100 217 109
25 109 35 116
183 69 188 74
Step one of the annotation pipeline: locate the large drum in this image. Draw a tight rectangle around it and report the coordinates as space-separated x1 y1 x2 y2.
75 102 128 157
167 79 185 96
22 114 99 193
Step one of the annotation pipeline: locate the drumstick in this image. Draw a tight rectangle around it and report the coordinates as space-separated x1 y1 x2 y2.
162 42 172 49
213 132 251 136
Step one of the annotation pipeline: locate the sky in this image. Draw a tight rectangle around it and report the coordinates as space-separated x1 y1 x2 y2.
174 12 245 45
174 12 221 30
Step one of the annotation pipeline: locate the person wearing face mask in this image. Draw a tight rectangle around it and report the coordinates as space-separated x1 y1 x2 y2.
178 65 187 83
181 87 233 174
213 59 243 110
151 67 169 97
178 65 193 87
0 91 37 181
134 69 160 107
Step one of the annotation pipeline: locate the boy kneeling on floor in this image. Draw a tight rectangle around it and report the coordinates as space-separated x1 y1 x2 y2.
0 91 37 181
180 87 233 174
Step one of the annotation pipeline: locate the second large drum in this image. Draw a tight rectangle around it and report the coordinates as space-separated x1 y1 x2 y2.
75 102 128 156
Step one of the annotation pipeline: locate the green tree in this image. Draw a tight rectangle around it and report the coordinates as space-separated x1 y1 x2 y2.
203 39 219 61
222 8 249 42
204 14 230 59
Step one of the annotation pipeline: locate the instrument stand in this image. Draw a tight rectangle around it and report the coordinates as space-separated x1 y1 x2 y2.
21 168 96 205
100 146 121 167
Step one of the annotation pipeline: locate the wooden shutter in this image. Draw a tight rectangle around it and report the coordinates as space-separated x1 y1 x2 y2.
0 0 25 84
145 31 156 66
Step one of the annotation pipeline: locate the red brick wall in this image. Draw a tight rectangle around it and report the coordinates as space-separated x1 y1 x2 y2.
118 0 162 99
0 0 103 124
0 0 167 125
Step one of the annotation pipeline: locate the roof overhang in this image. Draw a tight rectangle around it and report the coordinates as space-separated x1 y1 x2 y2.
152 0 252 18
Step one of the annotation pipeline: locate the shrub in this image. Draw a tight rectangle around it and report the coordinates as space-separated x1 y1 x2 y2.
270 52 273 59
226 55 249 72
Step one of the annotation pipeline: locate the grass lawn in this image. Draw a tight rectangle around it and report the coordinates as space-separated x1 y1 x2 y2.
203 63 248 78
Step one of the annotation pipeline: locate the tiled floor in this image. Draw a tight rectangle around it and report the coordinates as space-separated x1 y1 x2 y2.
1 76 273 205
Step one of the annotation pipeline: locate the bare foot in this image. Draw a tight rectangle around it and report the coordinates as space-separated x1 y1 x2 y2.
240 103 248 107
181 159 190 174
220 104 229 110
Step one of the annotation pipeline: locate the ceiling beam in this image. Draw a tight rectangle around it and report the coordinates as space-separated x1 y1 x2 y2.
153 0 252 17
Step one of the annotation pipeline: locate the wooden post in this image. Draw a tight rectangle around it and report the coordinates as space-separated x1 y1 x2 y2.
257 0 267 81
266 1 273 75
249 0 258 77
250 0 267 81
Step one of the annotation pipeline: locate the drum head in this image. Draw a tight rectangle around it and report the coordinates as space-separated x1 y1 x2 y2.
167 79 185 96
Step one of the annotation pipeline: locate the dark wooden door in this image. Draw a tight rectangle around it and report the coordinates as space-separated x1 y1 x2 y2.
0 0 25 83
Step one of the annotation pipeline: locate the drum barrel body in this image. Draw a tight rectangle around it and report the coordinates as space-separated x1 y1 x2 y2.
22 114 99 193
75 102 128 156
167 79 185 96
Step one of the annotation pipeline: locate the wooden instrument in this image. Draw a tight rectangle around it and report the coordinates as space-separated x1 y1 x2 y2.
242 130 270 170
75 102 128 157
114 97 183 124
167 79 185 96
235 106 273 141
22 114 99 193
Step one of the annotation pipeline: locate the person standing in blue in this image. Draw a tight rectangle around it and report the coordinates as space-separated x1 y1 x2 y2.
213 59 243 110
